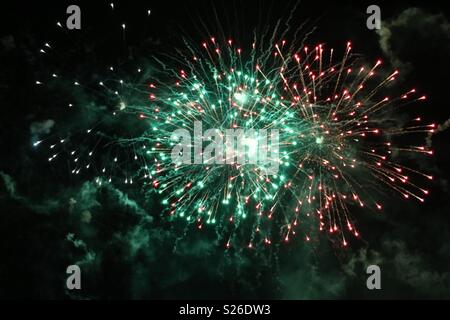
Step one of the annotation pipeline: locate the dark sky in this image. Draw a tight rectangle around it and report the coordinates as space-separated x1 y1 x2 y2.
0 0 449 299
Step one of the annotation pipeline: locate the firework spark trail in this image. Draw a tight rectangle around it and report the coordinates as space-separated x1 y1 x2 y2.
33 7 434 249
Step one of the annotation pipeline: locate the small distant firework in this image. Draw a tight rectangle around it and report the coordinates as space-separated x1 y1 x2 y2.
34 6 434 248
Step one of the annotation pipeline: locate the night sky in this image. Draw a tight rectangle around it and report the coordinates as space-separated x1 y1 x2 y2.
0 0 449 299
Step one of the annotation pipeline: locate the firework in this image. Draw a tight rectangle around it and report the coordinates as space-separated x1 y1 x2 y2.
34 7 434 249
